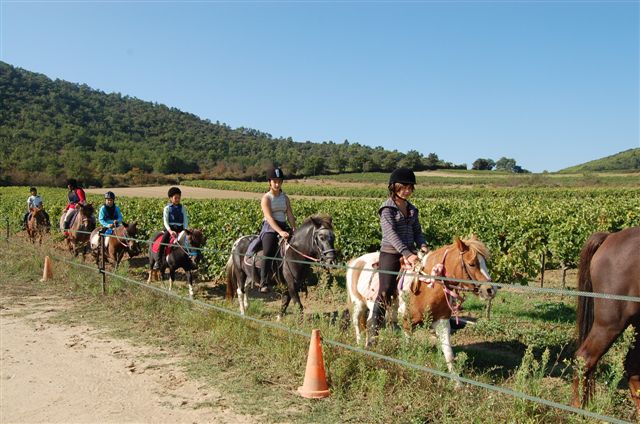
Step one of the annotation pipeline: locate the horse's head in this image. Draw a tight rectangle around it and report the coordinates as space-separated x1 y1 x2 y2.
78 203 95 229
123 221 140 256
303 215 336 265
186 229 206 264
29 207 45 224
449 236 496 300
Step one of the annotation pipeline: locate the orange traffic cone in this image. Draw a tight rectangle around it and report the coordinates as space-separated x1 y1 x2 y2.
40 256 53 282
297 329 330 399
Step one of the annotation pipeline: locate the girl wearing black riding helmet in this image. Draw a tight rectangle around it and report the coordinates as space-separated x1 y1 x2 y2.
371 168 429 336
258 167 297 292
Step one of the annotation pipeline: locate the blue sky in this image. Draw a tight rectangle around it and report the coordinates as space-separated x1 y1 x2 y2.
1 1 638 172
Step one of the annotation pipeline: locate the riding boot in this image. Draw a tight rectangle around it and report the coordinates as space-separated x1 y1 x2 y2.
259 263 270 293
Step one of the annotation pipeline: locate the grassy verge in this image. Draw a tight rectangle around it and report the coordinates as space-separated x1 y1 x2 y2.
1 236 637 423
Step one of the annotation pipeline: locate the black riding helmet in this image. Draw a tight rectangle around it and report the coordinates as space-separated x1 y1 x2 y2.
66 179 78 189
30 187 37 193
167 187 182 198
104 191 116 200
389 168 417 185
267 167 284 180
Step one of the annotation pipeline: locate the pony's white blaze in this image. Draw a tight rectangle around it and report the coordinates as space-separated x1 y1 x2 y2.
478 255 492 281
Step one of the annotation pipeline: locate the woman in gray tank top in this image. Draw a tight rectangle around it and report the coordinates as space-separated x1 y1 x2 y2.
258 167 297 292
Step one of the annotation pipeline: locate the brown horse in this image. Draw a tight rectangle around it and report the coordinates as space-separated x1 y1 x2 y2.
90 222 140 268
26 207 47 245
347 236 496 382
62 204 96 259
573 227 640 412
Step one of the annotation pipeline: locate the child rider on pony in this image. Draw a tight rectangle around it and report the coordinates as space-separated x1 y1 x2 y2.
98 191 124 235
22 186 51 230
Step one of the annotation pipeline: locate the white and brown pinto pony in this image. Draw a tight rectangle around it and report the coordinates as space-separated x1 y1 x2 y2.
347 236 497 382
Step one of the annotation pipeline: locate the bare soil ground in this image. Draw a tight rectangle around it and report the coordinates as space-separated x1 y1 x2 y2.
86 185 263 200
0 295 256 424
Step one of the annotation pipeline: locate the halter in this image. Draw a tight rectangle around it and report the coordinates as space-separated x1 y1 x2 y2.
410 248 483 323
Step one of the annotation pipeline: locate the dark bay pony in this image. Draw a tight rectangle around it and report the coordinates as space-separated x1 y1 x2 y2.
347 236 496 381
26 207 47 245
62 204 96 259
90 222 140 268
573 227 640 412
147 229 205 299
226 215 336 319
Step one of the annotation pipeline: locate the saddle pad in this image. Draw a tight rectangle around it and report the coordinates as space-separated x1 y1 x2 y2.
151 234 176 255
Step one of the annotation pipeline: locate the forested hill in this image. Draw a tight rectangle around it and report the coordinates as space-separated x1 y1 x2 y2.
559 148 640 173
0 62 463 186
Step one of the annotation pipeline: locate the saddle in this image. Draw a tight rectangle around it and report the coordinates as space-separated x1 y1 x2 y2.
151 233 177 256
243 238 285 270
89 228 118 250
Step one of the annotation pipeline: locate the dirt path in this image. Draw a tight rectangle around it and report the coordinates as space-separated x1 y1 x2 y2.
85 185 263 200
0 296 256 424
85 184 355 200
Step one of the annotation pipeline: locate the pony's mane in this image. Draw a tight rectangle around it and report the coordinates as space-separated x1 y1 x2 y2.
301 214 333 229
462 237 491 260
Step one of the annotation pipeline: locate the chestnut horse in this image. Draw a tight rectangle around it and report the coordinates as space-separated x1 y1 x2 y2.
26 207 47 245
572 227 640 412
90 222 140 268
347 237 496 381
61 204 95 259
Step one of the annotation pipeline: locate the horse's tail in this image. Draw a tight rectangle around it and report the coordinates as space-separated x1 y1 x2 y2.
225 255 237 300
576 232 610 347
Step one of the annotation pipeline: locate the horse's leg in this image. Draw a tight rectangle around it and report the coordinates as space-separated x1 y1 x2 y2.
241 277 249 310
433 318 461 388
288 281 305 317
398 291 412 338
572 323 623 407
277 292 292 322
236 275 248 315
365 301 385 348
624 321 640 411
352 300 366 345
169 267 176 291
187 271 194 299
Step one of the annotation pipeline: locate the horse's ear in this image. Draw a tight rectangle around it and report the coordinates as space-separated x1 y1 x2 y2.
455 237 468 252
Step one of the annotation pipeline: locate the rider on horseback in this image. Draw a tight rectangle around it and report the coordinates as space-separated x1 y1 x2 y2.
156 187 189 269
257 167 297 293
98 191 124 235
22 187 51 230
62 179 87 233
373 168 429 337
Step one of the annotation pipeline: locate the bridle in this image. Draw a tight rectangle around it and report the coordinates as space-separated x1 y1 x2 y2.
406 248 490 322
285 226 336 264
